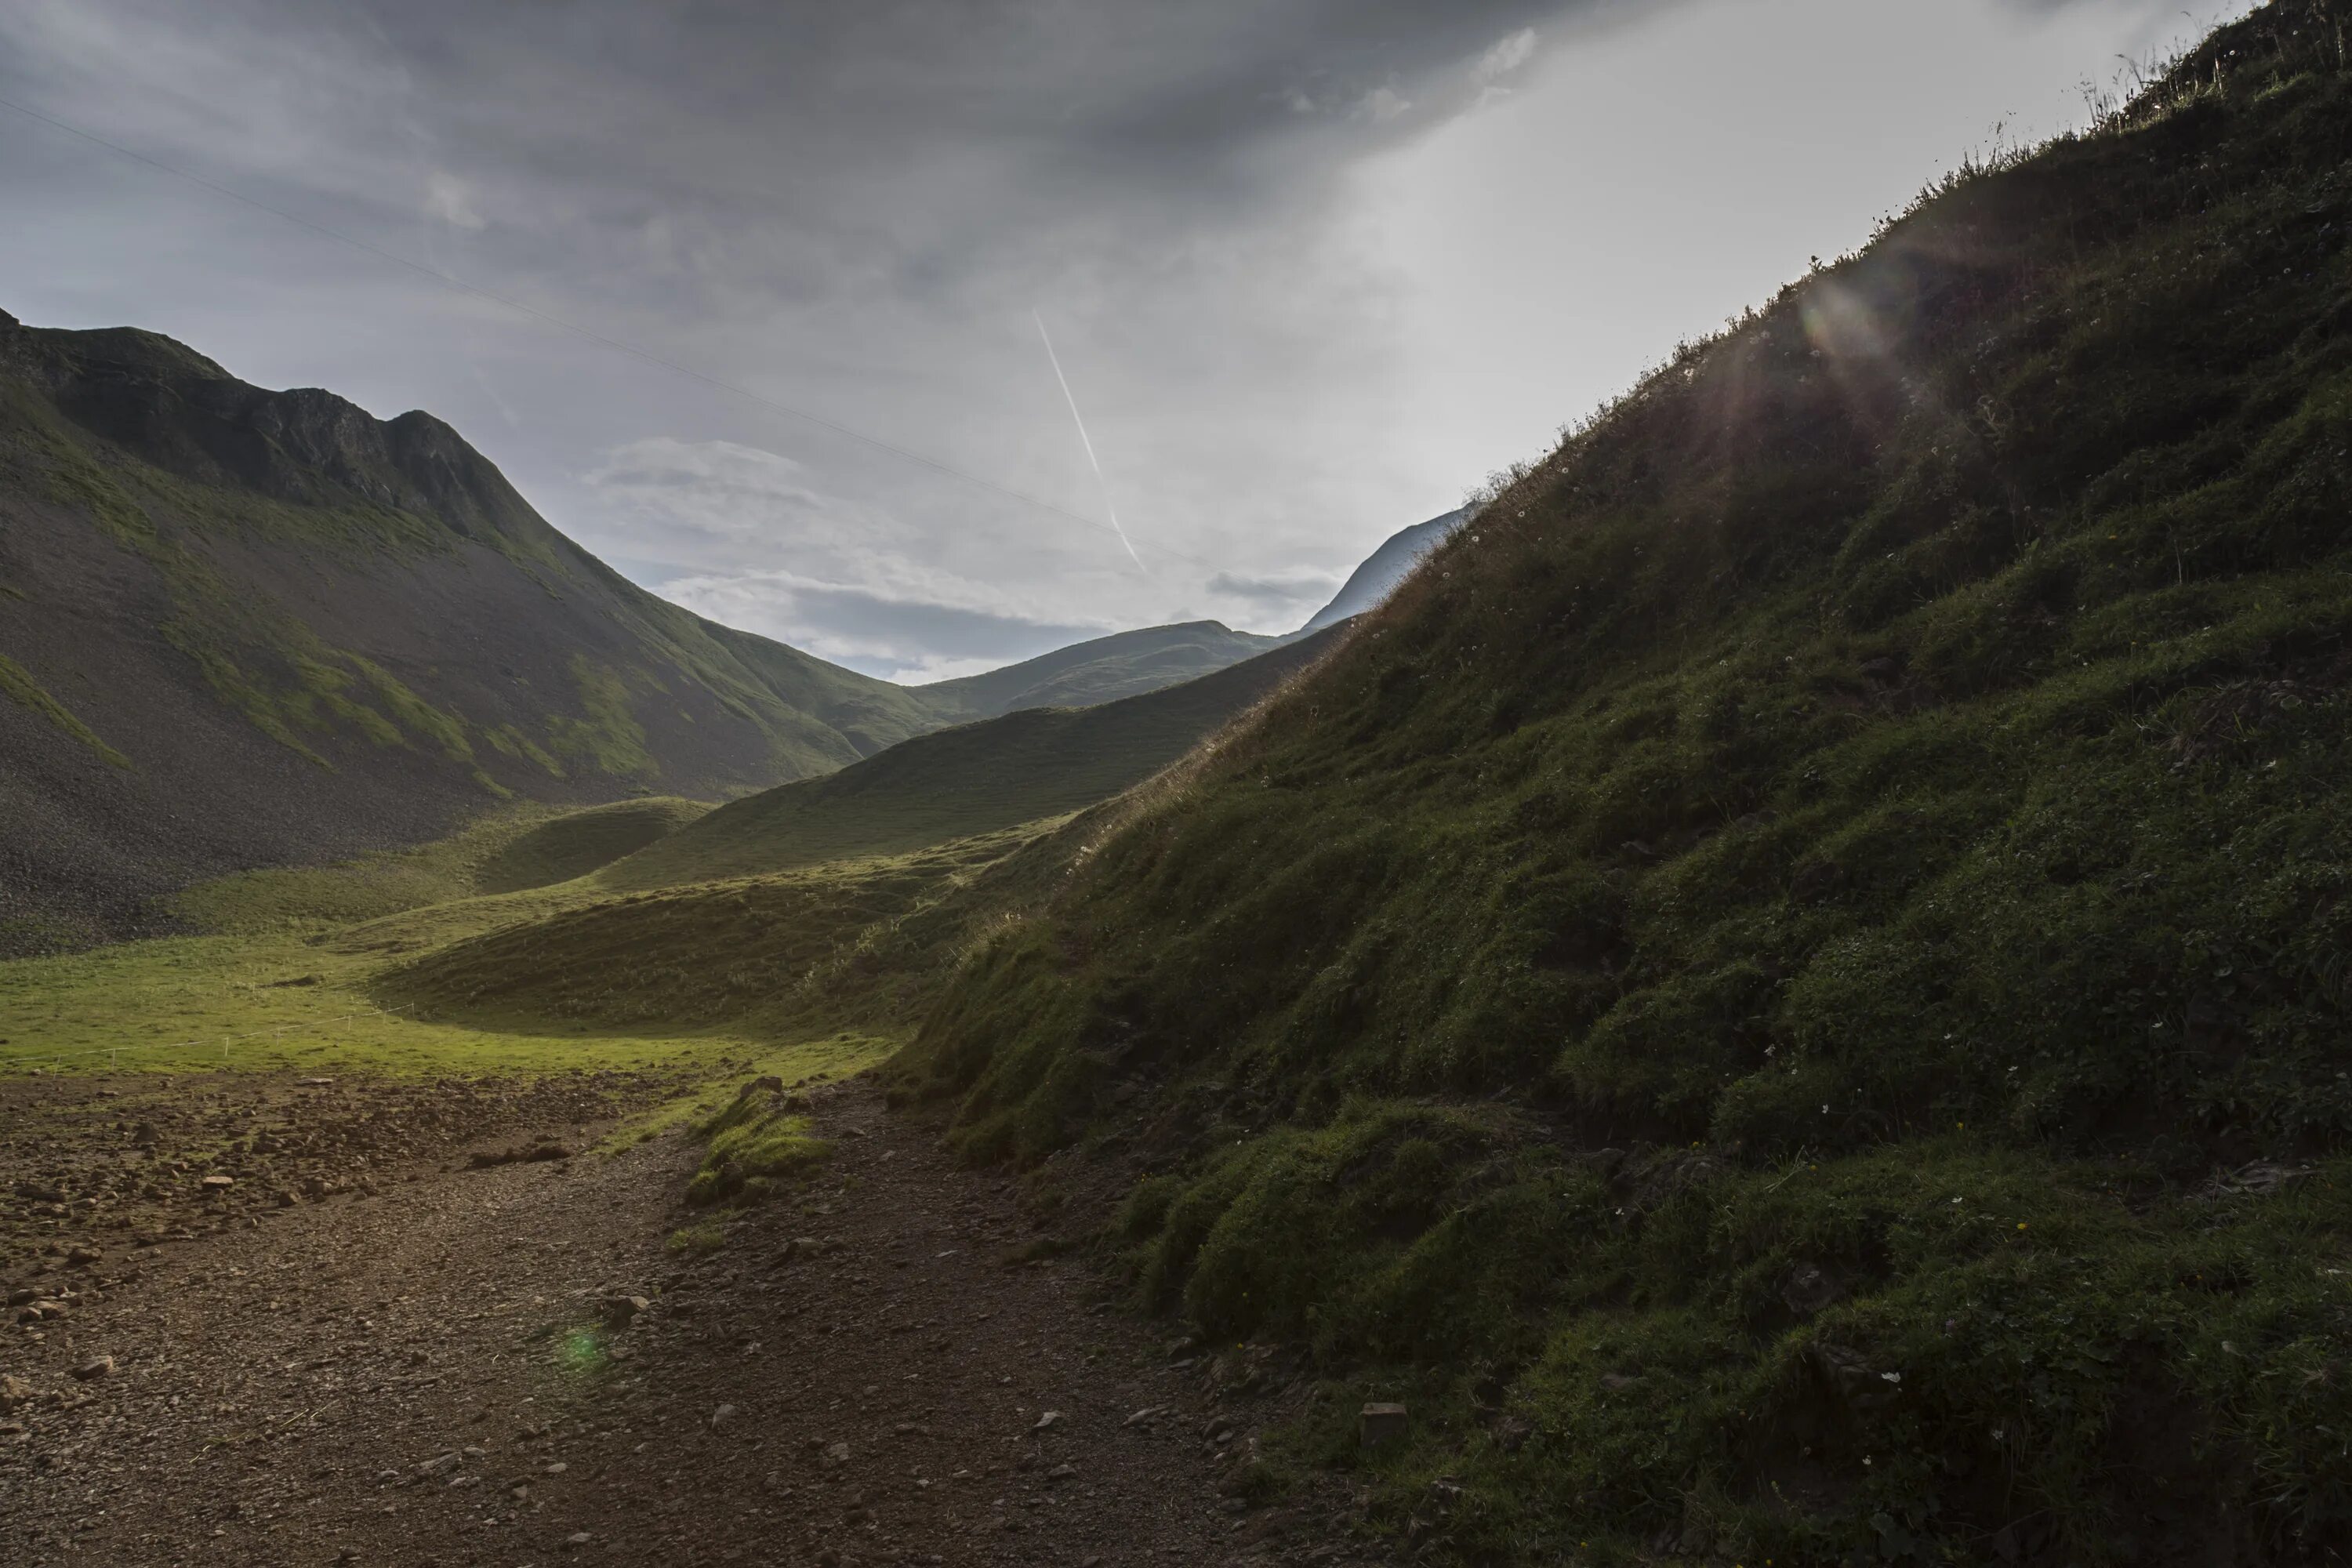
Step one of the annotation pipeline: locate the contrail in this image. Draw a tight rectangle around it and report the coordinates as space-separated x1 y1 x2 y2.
1033 310 1144 571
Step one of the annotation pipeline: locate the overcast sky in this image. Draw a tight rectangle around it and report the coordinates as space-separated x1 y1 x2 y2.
0 0 2249 681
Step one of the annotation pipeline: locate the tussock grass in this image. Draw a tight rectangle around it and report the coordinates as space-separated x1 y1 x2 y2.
893 8 2352 1560
685 1087 832 1206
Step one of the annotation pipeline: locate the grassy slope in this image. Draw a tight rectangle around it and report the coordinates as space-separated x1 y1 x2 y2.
603 627 1343 891
0 321 946 887
0 796 916 1087
169 797 708 931
914 621 1288 717
474 797 711 894
895 13 2352 1563
376 821 1054 1036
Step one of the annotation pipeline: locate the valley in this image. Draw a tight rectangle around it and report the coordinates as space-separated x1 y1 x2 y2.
5 5 2352 1566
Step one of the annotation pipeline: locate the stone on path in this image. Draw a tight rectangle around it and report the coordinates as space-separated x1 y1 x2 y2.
71 1355 114 1381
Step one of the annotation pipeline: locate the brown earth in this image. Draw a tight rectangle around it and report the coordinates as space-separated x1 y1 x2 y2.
0 1073 1377 1568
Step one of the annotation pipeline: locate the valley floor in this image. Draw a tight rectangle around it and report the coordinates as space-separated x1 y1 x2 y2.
2 1073 1364 1568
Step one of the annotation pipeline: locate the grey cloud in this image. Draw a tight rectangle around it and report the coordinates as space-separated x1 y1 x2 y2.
0 0 2219 678
1206 569 1339 604
662 568 1100 682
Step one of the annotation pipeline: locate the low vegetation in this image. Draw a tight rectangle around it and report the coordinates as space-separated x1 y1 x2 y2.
5 7 2346 1563
684 1083 833 1206
894 9 2352 1562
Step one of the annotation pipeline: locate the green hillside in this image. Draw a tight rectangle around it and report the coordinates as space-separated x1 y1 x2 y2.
167 797 709 933
0 312 945 950
893 11 2352 1563
915 619 1290 717
598 626 1343 891
473 797 711 893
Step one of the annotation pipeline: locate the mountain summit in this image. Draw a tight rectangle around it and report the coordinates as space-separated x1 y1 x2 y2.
0 311 941 949
1294 506 1467 634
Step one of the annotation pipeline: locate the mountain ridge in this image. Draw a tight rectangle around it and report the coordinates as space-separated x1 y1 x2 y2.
0 309 940 950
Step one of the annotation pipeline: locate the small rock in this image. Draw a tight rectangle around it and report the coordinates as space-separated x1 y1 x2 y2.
567 1533 593 1548
65 1245 102 1268
1780 1261 1845 1318
544 1461 568 1475
600 1294 650 1327
1359 1403 1408 1448
416 1452 463 1477
710 1403 738 1431
824 1441 851 1466
200 1174 234 1190
1032 1410 1065 1432
1047 1463 1076 1482
0 1374 33 1411
70 1355 114 1381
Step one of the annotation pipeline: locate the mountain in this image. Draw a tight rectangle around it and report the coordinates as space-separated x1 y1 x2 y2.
914 619 1289 718
894 13 2352 1561
0 311 939 952
599 622 1345 891
1294 506 1466 634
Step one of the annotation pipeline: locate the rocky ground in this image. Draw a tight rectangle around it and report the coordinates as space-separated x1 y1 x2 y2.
1 1071 1379 1567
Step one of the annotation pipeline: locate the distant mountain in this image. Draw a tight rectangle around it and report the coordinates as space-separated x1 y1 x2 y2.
1295 507 1467 634
916 620 1288 719
599 623 1346 890
0 310 940 951
0 305 1465 955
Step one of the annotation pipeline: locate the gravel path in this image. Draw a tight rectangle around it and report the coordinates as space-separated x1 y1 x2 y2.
2 1074 1371 1567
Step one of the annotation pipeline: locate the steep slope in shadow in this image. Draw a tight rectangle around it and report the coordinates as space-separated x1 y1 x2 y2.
895 13 2352 1563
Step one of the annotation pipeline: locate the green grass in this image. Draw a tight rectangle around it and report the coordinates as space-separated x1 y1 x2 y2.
380 822 1058 1034
474 797 709 893
0 902 898 1089
891 11 2352 1561
7 9 2348 1562
916 620 1288 717
169 798 703 933
602 630 1338 891
685 1091 833 1205
0 652 130 768
0 794 891 1083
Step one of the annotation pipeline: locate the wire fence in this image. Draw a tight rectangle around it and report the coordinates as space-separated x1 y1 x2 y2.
0 1004 417 1076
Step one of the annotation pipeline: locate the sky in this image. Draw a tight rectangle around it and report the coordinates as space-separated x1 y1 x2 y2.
0 0 2253 682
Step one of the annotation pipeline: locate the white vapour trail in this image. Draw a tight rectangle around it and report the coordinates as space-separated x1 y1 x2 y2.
1033 310 1144 571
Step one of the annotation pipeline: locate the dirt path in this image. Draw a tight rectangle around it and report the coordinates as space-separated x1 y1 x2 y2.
3 1075 1372 1568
